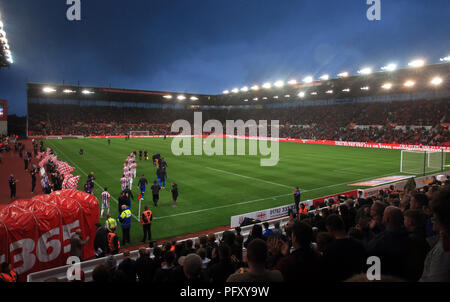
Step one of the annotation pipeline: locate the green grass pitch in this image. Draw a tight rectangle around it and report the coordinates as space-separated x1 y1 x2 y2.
44 138 449 246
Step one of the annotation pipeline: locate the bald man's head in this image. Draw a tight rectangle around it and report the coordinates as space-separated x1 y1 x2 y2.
382 206 404 229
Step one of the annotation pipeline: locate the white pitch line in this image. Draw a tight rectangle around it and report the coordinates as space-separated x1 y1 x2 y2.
51 144 140 222
206 167 292 189
153 170 400 221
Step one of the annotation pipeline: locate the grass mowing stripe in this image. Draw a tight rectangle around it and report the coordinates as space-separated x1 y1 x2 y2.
206 167 292 189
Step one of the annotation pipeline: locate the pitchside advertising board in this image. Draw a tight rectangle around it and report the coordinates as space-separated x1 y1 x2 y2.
0 190 99 281
230 190 358 228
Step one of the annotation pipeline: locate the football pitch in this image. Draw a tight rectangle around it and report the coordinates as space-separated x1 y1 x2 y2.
44 138 449 245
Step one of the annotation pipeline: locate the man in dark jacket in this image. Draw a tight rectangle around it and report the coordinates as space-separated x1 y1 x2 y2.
94 223 109 258
367 206 418 281
151 180 161 207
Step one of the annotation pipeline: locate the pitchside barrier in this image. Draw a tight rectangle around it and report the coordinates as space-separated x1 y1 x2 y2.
359 171 450 199
29 135 450 153
27 216 290 282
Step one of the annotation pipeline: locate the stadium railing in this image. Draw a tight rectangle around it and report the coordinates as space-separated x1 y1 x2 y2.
27 216 290 282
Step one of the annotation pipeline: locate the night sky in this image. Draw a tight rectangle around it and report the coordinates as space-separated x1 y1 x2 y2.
0 0 449 115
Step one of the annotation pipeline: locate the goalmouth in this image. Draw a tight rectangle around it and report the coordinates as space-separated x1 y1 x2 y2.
129 131 150 137
400 150 446 175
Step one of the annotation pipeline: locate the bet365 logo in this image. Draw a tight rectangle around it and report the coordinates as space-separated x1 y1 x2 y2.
66 0 81 21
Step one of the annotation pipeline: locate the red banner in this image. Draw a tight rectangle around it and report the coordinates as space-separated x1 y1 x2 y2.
0 191 98 282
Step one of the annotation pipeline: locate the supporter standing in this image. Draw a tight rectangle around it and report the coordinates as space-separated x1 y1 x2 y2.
141 205 153 243
118 205 132 245
70 229 90 261
293 187 301 213
171 182 178 207
8 174 17 199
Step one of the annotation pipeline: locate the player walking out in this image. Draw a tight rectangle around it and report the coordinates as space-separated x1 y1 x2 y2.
138 174 148 201
120 174 127 191
127 170 134 189
101 188 111 217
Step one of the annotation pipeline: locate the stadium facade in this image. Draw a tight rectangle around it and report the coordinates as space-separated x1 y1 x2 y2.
27 62 450 138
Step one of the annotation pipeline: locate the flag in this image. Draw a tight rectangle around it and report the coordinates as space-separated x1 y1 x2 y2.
57 161 74 176
62 174 80 190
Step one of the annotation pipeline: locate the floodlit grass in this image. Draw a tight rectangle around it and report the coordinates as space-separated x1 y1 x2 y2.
44 137 448 245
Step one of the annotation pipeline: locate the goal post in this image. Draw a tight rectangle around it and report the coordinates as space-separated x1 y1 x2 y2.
129 131 150 137
400 150 445 175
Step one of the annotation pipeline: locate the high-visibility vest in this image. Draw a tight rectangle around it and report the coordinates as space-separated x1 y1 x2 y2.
106 218 116 229
107 233 120 253
299 207 308 214
0 269 17 282
140 210 152 225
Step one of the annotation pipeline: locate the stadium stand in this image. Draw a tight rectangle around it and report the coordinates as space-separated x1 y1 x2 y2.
24 175 450 282
28 99 449 146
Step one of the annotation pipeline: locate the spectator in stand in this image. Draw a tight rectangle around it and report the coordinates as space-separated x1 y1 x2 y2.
207 243 237 283
70 229 90 261
274 221 324 281
183 254 207 283
367 206 420 281
272 222 283 240
263 222 274 238
369 200 386 234
117 251 137 282
322 214 367 281
221 230 242 263
227 239 283 282
420 187 450 282
182 240 197 256
135 248 157 283
244 224 265 248
404 209 431 281
92 264 110 282
235 227 244 249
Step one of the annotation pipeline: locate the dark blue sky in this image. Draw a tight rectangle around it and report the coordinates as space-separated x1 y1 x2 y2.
0 0 449 115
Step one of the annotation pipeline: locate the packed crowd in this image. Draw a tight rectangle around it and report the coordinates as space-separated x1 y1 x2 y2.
28 99 449 146
29 175 449 283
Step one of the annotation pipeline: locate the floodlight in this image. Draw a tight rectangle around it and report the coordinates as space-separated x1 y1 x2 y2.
440 56 450 62
430 77 443 86
381 63 397 72
326 90 333 94
360 86 370 91
342 88 350 92
251 85 259 91
82 90 94 95
274 80 284 88
337 72 349 78
284 95 290 98
240 86 249 92
190 96 199 101
381 83 393 90
253 98 258 101
303 76 313 83
358 68 372 75
177 95 186 100
262 82 272 89
63 89 76 94
310 92 318 95
43 87 56 93
273 96 279 99
231 88 239 93
223 90 230 94
408 59 425 68
404 80 415 87
319 74 329 80
287 79 297 85
298 91 305 98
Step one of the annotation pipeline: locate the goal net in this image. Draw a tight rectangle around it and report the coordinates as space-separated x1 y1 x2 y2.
400 150 445 175
129 131 150 137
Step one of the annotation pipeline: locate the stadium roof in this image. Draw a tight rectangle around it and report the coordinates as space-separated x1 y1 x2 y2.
27 62 449 107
